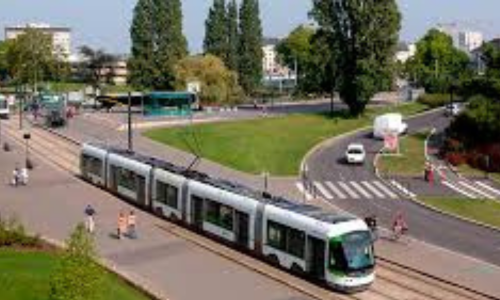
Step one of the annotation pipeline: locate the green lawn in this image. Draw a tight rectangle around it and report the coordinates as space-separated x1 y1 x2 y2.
420 197 500 228
145 102 429 176
378 131 430 177
0 249 151 300
458 164 500 184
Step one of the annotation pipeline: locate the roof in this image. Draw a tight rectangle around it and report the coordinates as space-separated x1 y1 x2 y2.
149 91 196 100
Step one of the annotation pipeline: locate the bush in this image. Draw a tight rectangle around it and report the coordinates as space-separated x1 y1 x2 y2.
417 93 453 108
0 215 42 248
445 152 467 166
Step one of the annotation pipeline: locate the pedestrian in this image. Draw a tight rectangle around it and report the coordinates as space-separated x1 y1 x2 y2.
117 211 127 240
392 210 408 241
84 204 96 233
19 167 29 185
127 210 137 239
364 215 378 241
11 165 20 187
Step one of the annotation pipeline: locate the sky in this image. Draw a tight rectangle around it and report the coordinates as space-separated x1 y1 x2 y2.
0 0 499 54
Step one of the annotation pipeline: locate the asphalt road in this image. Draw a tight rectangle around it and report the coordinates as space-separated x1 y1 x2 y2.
306 109 500 266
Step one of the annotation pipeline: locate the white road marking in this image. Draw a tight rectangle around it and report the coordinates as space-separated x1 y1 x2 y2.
313 182 333 200
475 181 500 198
325 182 347 199
373 181 398 199
390 180 417 198
349 181 372 199
361 181 385 198
442 181 477 199
296 182 313 202
338 182 360 199
458 181 495 199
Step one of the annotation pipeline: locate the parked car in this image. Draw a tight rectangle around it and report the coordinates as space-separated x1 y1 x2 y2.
373 113 408 139
346 143 366 165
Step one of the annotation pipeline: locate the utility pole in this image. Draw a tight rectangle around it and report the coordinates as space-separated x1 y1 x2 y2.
127 92 133 152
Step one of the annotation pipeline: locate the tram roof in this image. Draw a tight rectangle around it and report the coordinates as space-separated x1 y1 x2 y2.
91 144 355 225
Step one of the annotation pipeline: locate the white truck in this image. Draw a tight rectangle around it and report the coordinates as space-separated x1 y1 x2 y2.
373 113 408 139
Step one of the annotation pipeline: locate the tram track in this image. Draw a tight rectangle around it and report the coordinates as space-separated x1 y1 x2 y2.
3 116 499 300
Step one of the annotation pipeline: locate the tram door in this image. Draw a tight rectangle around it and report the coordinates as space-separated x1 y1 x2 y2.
307 236 326 280
235 211 249 249
191 195 204 229
136 175 146 207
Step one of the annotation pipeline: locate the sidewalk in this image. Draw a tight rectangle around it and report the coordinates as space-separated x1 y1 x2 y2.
0 146 313 300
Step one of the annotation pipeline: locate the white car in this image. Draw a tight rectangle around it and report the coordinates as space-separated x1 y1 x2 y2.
373 113 408 139
445 103 464 117
346 144 366 165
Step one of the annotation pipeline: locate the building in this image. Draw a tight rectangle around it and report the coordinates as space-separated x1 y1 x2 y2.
437 23 483 53
395 42 416 63
262 37 292 78
5 23 71 58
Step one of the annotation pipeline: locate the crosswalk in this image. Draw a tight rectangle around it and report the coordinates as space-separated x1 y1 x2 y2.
297 180 400 201
442 180 500 200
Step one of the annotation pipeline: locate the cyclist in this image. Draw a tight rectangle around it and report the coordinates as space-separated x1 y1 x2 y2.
392 211 408 240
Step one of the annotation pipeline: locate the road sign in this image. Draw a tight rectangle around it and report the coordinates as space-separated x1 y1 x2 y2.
187 81 201 94
384 133 399 152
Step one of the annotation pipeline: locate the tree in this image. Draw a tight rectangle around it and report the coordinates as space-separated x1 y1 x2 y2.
174 55 243 105
238 0 263 95
226 0 239 71
5 28 66 90
129 0 188 90
129 0 156 89
406 29 470 93
204 0 228 61
311 0 402 116
0 40 14 83
153 0 188 89
49 223 103 300
78 45 118 94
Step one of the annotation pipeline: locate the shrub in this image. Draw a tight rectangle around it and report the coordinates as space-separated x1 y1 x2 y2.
417 93 454 108
445 152 467 166
0 215 42 248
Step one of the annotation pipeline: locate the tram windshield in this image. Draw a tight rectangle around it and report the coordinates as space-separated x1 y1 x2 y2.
0 97 7 109
329 231 375 273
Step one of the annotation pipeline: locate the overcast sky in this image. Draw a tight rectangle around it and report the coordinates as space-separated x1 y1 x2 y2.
0 0 499 54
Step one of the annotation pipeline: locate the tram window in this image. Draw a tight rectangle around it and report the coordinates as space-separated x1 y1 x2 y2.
267 220 286 251
117 167 136 190
82 155 102 177
287 228 305 259
329 242 347 271
156 181 179 209
205 200 233 231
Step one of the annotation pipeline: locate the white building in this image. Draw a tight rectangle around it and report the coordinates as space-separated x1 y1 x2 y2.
5 23 71 59
437 23 483 53
262 37 291 78
395 43 416 63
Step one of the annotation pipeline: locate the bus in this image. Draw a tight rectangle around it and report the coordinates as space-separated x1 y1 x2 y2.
0 94 9 120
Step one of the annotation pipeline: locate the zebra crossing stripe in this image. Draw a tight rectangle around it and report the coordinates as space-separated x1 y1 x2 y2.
296 182 313 202
338 182 360 199
373 181 398 199
349 181 372 199
325 182 347 199
442 181 477 199
458 181 495 199
314 182 333 200
475 181 500 197
361 181 385 198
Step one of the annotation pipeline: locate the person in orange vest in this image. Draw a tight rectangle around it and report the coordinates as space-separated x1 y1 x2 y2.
117 211 127 240
127 210 137 239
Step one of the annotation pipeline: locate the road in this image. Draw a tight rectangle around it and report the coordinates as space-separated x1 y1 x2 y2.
306 108 500 266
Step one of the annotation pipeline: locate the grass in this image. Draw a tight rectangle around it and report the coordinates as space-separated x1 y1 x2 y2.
144 102 429 176
420 197 500 229
378 130 431 177
0 249 151 300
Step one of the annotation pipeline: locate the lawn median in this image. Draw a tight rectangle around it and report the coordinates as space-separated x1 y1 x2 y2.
420 197 500 229
144 102 429 176
377 130 431 177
